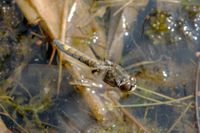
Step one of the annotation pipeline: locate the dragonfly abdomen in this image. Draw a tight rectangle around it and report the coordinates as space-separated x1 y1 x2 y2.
54 40 100 68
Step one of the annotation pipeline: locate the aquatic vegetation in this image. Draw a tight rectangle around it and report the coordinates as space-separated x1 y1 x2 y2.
143 8 178 45
0 0 198 132
145 9 171 33
182 0 200 20
2 94 52 127
185 4 200 20
143 2 200 45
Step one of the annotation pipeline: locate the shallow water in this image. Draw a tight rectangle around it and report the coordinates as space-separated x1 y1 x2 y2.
120 1 199 132
0 0 200 132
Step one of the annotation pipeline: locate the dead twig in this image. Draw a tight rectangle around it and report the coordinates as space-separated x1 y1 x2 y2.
131 91 173 106
134 86 194 108
115 95 193 108
195 55 200 132
56 0 69 95
113 0 135 16
109 93 151 133
167 102 192 133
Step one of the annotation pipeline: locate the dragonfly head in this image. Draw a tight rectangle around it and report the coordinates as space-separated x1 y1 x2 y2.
119 76 137 92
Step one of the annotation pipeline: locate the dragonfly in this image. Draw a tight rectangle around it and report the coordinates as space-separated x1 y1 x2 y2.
53 40 137 92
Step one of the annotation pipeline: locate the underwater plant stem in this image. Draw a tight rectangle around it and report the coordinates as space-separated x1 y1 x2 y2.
0 104 28 133
0 112 28 133
48 46 56 65
167 102 192 133
114 95 193 108
159 0 181 3
15 80 33 99
131 91 172 106
41 121 65 131
56 0 68 95
135 86 193 108
60 0 68 42
109 94 151 133
57 52 63 95
136 86 175 100
0 96 13 101
1 63 26 90
120 107 151 133
195 60 200 133
125 60 157 70
113 0 135 16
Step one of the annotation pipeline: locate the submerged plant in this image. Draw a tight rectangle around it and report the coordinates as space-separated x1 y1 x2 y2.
145 9 171 33
185 5 200 20
0 88 54 130
143 9 174 45
182 0 200 20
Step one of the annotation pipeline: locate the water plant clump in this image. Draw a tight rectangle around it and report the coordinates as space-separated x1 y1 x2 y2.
143 9 176 45
145 9 171 33
182 0 200 20
1 93 53 128
143 4 200 46
185 5 200 20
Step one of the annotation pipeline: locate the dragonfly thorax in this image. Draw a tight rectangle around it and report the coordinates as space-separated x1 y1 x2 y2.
117 76 136 92
102 61 136 92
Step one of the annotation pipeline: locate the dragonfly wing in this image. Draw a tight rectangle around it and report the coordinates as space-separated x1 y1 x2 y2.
106 1 148 64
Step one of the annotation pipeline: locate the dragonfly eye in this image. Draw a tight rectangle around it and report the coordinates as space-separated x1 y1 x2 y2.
129 83 137 92
119 82 131 91
129 76 137 92
119 77 136 92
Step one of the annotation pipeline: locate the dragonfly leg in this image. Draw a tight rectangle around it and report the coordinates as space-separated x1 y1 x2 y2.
91 64 112 74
